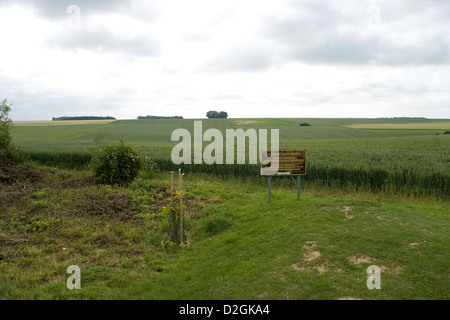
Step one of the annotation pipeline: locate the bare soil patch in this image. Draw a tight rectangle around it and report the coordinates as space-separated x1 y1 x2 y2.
348 255 374 265
340 206 354 219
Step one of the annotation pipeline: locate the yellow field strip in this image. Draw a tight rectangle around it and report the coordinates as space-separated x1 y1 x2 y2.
13 120 116 126
345 122 450 130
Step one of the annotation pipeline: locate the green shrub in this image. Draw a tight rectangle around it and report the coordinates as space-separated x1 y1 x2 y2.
299 123 311 126
444 131 450 135
138 155 159 179
160 191 187 243
90 141 142 185
0 98 12 151
0 98 18 160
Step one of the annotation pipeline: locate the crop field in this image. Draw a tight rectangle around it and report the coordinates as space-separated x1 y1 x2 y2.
1 118 449 300
12 118 449 146
11 118 450 198
12 120 116 126
345 122 450 130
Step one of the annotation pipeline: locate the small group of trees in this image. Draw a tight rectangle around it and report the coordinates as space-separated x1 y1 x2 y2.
206 111 228 119
137 115 183 119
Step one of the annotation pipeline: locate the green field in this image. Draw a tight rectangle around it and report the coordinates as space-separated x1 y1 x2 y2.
1 118 449 300
0 170 449 299
12 118 450 198
13 118 450 146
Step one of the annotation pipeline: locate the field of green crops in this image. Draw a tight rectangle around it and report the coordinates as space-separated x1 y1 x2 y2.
11 118 450 198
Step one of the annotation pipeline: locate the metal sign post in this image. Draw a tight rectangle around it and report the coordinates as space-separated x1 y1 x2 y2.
268 177 272 203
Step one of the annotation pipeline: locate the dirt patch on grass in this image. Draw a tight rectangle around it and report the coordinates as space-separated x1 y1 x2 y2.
292 262 328 274
303 241 321 262
0 157 46 184
0 158 49 207
0 158 96 209
233 120 257 125
337 297 362 300
68 187 134 217
315 264 328 274
340 206 354 219
291 263 306 272
348 255 374 265
292 241 328 274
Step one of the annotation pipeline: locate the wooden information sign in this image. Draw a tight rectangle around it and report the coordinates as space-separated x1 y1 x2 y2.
260 149 307 176
260 149 307 203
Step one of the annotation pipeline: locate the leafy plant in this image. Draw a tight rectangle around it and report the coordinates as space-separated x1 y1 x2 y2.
0 98 18 160
90 140 142 185
138 155 159 179
160 191 187 243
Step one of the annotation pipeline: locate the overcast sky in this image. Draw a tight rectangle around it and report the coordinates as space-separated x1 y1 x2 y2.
1 0 449 120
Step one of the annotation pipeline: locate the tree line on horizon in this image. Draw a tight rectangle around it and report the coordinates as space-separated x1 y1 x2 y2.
52 116 116 121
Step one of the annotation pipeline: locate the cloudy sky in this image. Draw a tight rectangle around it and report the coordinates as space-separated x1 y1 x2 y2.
0 0 449 120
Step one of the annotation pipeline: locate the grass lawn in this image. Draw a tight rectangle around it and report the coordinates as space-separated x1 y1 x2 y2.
1 164 448 300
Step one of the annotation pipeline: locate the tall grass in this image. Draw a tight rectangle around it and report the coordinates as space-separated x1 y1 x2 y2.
21 150 92 170
17 134 450 199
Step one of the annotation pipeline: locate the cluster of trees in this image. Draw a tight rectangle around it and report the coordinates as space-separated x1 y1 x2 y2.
206 111 228 119
137 115 183 119
52 116 116 121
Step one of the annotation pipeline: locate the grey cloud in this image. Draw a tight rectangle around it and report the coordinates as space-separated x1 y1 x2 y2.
206 45 274 72
0 0 130 19
262 0 450 66
0 72 135 121
49 28 160 57
7 89 128 121
286 32 378 65
0 0 159 22
375 35 450 66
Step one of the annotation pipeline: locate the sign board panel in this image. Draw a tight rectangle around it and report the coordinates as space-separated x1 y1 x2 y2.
260 149 307 176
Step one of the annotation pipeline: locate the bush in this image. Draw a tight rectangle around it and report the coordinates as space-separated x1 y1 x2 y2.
444 131 450 135
299 123 311 126
90 141 142 185
0 98 16 159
